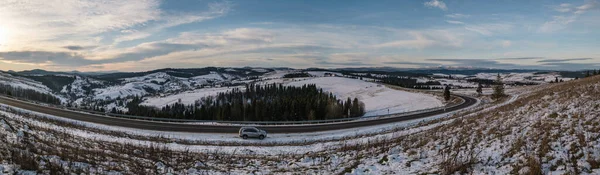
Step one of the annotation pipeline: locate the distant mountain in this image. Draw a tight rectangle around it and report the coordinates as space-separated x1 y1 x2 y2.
17 69 74 76
92 67 274 82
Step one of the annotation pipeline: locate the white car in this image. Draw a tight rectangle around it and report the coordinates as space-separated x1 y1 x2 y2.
238 127 267 140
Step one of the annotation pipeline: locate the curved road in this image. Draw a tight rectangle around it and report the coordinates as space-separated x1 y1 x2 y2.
0 95 477 133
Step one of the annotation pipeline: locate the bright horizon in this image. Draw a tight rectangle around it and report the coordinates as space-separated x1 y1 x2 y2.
0 0 599 72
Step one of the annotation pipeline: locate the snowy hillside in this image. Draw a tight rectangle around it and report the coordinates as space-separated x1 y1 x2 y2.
473 72 572 83
344 75 600 174
0 72 55 95
61 69 270 107
1 74 598 174
287 77 444 116
0 72 68 102
60 76 105 99
141 86 245 108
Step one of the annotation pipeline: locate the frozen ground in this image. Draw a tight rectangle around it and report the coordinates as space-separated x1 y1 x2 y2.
287 77 444 116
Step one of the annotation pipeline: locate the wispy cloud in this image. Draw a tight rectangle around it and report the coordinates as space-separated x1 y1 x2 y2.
540 0 599 33
113 1 232 43
574 0 599 14
63 45 97 51
373 32 436 49
0 42 206 67
373 30 463 49
0 0 162 49
424 0 447 11
446 20 464 25
554 3 573 13
446 13 470 18
537 58 593 63
464 23 513 36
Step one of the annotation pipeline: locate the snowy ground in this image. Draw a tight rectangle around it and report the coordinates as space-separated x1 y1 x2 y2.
140 76 443 116
0 72 69 103
0 90 473 174
1 76 599 174
286 77 444 116
473 72 574 83
141 86 245 108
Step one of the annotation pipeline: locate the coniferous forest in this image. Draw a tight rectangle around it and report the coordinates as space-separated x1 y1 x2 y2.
0 84 62 105
125 83 365 121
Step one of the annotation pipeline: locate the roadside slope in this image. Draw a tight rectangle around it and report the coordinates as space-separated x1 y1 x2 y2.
348 75 600 174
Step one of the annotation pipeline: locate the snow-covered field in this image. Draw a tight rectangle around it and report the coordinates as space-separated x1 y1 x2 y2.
287 77 443 116
139 75 444 117
1 74 599 174
141 86 245 108
0 89 469 174
473 72 573 83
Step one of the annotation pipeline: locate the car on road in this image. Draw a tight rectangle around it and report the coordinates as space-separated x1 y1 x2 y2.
239 127 267 140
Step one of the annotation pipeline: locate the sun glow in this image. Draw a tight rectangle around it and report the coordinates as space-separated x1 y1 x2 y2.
0 27 7 46
0 26 10 47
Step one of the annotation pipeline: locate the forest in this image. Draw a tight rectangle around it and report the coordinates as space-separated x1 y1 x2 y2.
380 76 442 89
123 83 365 121
0 84 62 105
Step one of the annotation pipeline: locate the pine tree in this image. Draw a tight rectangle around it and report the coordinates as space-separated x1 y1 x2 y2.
586 71 591 78
476 83 483 96
492 73 506 100
351 98 360 117
443 85 451 101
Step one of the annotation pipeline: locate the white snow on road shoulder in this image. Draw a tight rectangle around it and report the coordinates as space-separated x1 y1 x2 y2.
286 77 443 116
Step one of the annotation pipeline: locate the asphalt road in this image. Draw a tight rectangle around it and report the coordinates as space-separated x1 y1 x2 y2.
0 95 477 134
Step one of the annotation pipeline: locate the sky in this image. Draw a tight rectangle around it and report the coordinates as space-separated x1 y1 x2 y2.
0 0 598 72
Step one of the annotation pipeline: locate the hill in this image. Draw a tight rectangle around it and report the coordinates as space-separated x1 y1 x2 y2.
348 75 600 174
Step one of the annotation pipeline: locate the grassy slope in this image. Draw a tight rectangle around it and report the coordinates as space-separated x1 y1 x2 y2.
383 75 600 174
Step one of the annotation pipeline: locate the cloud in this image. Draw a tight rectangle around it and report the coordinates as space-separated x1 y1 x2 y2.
540 1 599 33
464 27 491 35
63 45 97 51
539 62 600 70
424 0 447 11
446 13 470 18
0 51 89 66
574 0 599 14
373 33 436 49
446 20 464 25
498 57 544 60
373 30 462 49
555 3 572 13
0 0 161 47
464 23 513 36
384 58 599 70
539 15 577 33
0 42 205 66
113 1 232 43
63 46 85 51
537 58 593 63
382 61 442 67
501 40 511 48
315 61 372 66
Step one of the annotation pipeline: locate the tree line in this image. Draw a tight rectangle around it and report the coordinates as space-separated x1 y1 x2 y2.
585 69 600 78
0 84 62 105
123 83 365 121
283 72 312 78
380 76 441 89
